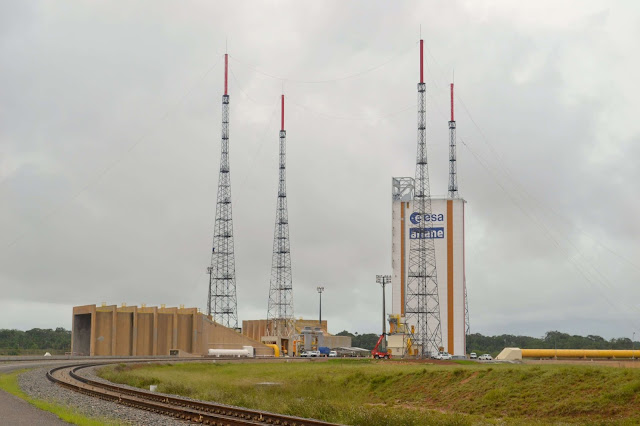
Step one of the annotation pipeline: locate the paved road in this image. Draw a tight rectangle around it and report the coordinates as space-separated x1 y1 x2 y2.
0 389 69 425
1 361 72 425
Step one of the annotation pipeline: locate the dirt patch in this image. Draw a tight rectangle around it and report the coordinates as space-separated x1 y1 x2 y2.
459 371 479 384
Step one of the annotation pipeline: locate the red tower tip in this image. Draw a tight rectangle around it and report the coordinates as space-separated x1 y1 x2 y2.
224 54 228 95
450 83 454 121
281 95 285 131
420 40 424 84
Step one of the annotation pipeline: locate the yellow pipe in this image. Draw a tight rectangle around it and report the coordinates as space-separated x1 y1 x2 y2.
522 349 638 359
265 344 280 357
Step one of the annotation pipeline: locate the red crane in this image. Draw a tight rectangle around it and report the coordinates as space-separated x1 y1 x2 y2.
371 334 391 359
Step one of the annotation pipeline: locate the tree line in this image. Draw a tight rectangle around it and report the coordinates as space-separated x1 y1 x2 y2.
337 330 639 355
467 331 639 356
2 327 636 356
0 328 71 355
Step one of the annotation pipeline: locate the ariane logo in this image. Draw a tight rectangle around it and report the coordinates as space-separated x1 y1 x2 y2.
410 227 445 239
409 212 444 225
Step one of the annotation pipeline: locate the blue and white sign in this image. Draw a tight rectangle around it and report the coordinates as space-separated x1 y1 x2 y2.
409 212 444 225
409 227 445 239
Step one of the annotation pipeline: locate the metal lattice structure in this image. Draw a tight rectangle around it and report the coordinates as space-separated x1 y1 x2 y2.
206 54 238 329
464 282 470 335
266 95 295 337
448 82 469 337
405 40 443 357
448 83 458 199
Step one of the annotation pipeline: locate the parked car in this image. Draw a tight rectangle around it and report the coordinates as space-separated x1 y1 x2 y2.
479 353 492 361
469 352 477 359
436 352 452 360
306 350 321 357
329 351 338 357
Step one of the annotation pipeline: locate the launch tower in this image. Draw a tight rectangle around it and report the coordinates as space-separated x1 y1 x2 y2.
266 95 295 338
405 40 443 357
206 54 239 329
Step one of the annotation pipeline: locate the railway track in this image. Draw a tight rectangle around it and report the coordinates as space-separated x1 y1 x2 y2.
47 361 338 426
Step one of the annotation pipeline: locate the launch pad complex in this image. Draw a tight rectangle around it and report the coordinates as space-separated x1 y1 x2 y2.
72 39 469 359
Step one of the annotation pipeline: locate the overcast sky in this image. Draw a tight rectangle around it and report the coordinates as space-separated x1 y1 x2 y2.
1 1 639 340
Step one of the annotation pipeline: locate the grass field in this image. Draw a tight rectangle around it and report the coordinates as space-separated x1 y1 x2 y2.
98 359 640 425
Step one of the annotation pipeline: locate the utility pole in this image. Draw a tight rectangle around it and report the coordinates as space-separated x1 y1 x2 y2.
317 287 324 326
376 275 391 349
207 53 238 329
633 331 636 360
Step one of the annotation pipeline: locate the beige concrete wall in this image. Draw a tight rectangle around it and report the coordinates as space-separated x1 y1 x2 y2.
177 313 193 353
242 319 268 342
295 319 328 333
71 305 95 355
202 316 273 356
115 312 133 356
136 312 154 356
73 304 274 357
241 318 349 354
94 310 114 355
157 313 173 356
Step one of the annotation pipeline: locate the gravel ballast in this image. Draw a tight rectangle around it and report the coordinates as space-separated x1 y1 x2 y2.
18 367 186 425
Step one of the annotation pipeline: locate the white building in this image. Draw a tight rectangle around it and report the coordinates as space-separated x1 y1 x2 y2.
391 177 467 356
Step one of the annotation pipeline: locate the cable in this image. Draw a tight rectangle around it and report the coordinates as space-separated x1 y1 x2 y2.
424 50 634 308
287 96 416 122
228 42 416 84
460 137 640 329
237 99 281 189
228 66 276 107
3 57 224 251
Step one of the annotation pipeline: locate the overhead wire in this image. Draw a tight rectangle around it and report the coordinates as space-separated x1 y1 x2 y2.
460 137 640 330
287 96 416 122
426 40 640 274
228 42 417 85
420 40 640 329
3 56 225 251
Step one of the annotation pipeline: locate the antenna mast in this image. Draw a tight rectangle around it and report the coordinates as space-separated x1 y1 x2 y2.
207 53 239 329
448 83 458 198
266 94 295 338
405 40 443 358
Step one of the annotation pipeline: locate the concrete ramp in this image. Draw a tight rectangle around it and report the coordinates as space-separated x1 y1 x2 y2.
496 347 522 361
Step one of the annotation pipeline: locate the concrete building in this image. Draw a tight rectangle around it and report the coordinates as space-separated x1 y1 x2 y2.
72 304 273 357
242 319 352 355
391 177 467 356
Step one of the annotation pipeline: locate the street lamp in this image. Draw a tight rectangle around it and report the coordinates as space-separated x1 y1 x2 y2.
317 287 324 327
376 275 391 350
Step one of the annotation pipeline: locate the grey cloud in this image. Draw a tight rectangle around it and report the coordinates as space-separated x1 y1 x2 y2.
1 1 639 339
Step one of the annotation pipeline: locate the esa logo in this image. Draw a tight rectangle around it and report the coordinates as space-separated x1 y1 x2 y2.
409 212 444 225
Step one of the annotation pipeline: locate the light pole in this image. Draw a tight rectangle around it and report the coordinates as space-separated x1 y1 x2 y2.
376 275 391 350
633 332 636 360
317 287 324 327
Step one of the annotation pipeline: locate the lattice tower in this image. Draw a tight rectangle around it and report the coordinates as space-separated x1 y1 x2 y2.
206 54 238 329
448 82 469 337
266 95 295 337
464 283 470 335
405 40 443 357
448 83 458 199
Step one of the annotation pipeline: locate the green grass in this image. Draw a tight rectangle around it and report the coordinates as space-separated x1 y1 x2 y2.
97 360 640 425
0 369 119 425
